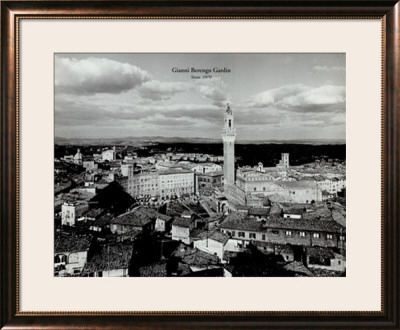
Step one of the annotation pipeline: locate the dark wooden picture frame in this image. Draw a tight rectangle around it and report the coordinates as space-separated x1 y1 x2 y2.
1 1 399 329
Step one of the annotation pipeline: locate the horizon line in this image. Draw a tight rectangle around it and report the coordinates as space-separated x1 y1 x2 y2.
55 136 346 142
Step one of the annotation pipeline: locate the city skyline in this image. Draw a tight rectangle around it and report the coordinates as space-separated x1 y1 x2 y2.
55 53 346 141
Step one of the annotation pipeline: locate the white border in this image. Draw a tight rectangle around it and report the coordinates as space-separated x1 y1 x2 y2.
19 19 381 312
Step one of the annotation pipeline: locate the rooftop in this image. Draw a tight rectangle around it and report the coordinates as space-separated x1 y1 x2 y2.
181 248 220 267
248 208 270 216
83 208 105 219
111 207 156 228
219 212 345 234
55 235 92 253
156 213 173 222
172 217 193 228
160 169 193 175
90 214 114 227
138 261 167 277
194 229 230 245
282 261 313 277
82 243 133 273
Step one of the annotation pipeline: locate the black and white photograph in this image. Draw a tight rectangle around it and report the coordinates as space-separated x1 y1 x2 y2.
54 53 346 277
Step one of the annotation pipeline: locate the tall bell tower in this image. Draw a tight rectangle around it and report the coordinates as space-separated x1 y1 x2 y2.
222 104 237 186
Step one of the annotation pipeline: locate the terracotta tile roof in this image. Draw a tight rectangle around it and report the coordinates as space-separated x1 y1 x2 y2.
111 207 156 227
181 248 219 267
265 214 345 234
91 214 113 227
248 208 270 216
220 212 345 234
139 261 167 277
55 235 92 253
172 217 193 228
219 212 262 232
302 208 333 221
82 243 133 273
331 209 346 227
156 213 172 222
282 261 313 277
171 244 219 268
83 208 105 219
195 229 229 245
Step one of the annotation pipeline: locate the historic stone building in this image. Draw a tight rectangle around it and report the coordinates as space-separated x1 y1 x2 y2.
221 105 322 207
127 169 195 200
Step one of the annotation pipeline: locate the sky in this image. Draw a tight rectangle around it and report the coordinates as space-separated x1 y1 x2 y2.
55 53 345 141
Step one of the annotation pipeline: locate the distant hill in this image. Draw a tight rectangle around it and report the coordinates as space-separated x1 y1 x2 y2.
55 136 345 146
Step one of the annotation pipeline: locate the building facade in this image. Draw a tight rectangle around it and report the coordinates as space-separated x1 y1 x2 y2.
159 170 196 199
127 171 159 198
102 148 116 161
61 201 89 226
196 171 223 191
127 169 196 200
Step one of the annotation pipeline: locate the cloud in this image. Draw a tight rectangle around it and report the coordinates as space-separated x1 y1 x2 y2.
196 78 230 107
138 80 191 101
251 84 307 107
250 84 345 113
235 107 283 126
160 105 222 121
313 65 345 72
55 57 151 95
144 117 196 127
54 93 224 131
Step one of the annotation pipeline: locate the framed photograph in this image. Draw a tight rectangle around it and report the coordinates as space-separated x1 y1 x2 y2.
1 1 399 329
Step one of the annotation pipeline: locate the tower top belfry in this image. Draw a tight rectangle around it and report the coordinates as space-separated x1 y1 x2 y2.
226 103 232 115
222 103 236 135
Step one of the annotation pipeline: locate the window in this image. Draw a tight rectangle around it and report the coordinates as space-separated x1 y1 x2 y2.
285 231 292 236
55 254 67 264
238 232 245 238
299 231 306 237
232 231 235 237
340 235 345 241
262 234 266 240
313 233 320 238
327 234 333 240
271 230 279 236
249 233 256 239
